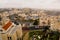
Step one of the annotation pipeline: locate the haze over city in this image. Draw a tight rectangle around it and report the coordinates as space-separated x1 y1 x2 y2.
0 0 60 10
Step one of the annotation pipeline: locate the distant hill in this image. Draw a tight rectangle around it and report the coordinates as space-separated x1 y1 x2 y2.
44 10 60 16
0 8 60 16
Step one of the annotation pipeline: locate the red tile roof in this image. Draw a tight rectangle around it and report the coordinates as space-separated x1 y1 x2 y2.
2 21 12 30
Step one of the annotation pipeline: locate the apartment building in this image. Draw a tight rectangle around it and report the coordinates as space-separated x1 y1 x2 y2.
0 24 22 40
18 13 27 18
0 32 17 40
39 11 50 26
49 16 60 31
39 16 49 26
0 18 22 40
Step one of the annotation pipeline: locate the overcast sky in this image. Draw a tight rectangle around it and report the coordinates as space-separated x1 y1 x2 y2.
0 0 60 10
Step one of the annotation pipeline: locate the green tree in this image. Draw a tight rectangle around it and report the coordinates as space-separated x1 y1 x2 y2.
33 19 39 25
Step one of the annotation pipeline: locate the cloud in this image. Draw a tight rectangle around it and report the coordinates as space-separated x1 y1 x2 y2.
0 0 60 10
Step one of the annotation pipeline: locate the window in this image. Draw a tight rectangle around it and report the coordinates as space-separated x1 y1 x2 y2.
8 37 12 40
10 37 12 40
8 37 9 40
0 17 2 21
17 38 21 40
0 30 3 32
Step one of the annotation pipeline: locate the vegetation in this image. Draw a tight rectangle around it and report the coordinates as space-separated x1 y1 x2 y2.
29 30 60 40
33 19 39 25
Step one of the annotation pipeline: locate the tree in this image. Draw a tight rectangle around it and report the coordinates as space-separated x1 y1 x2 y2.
33 19 39 25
